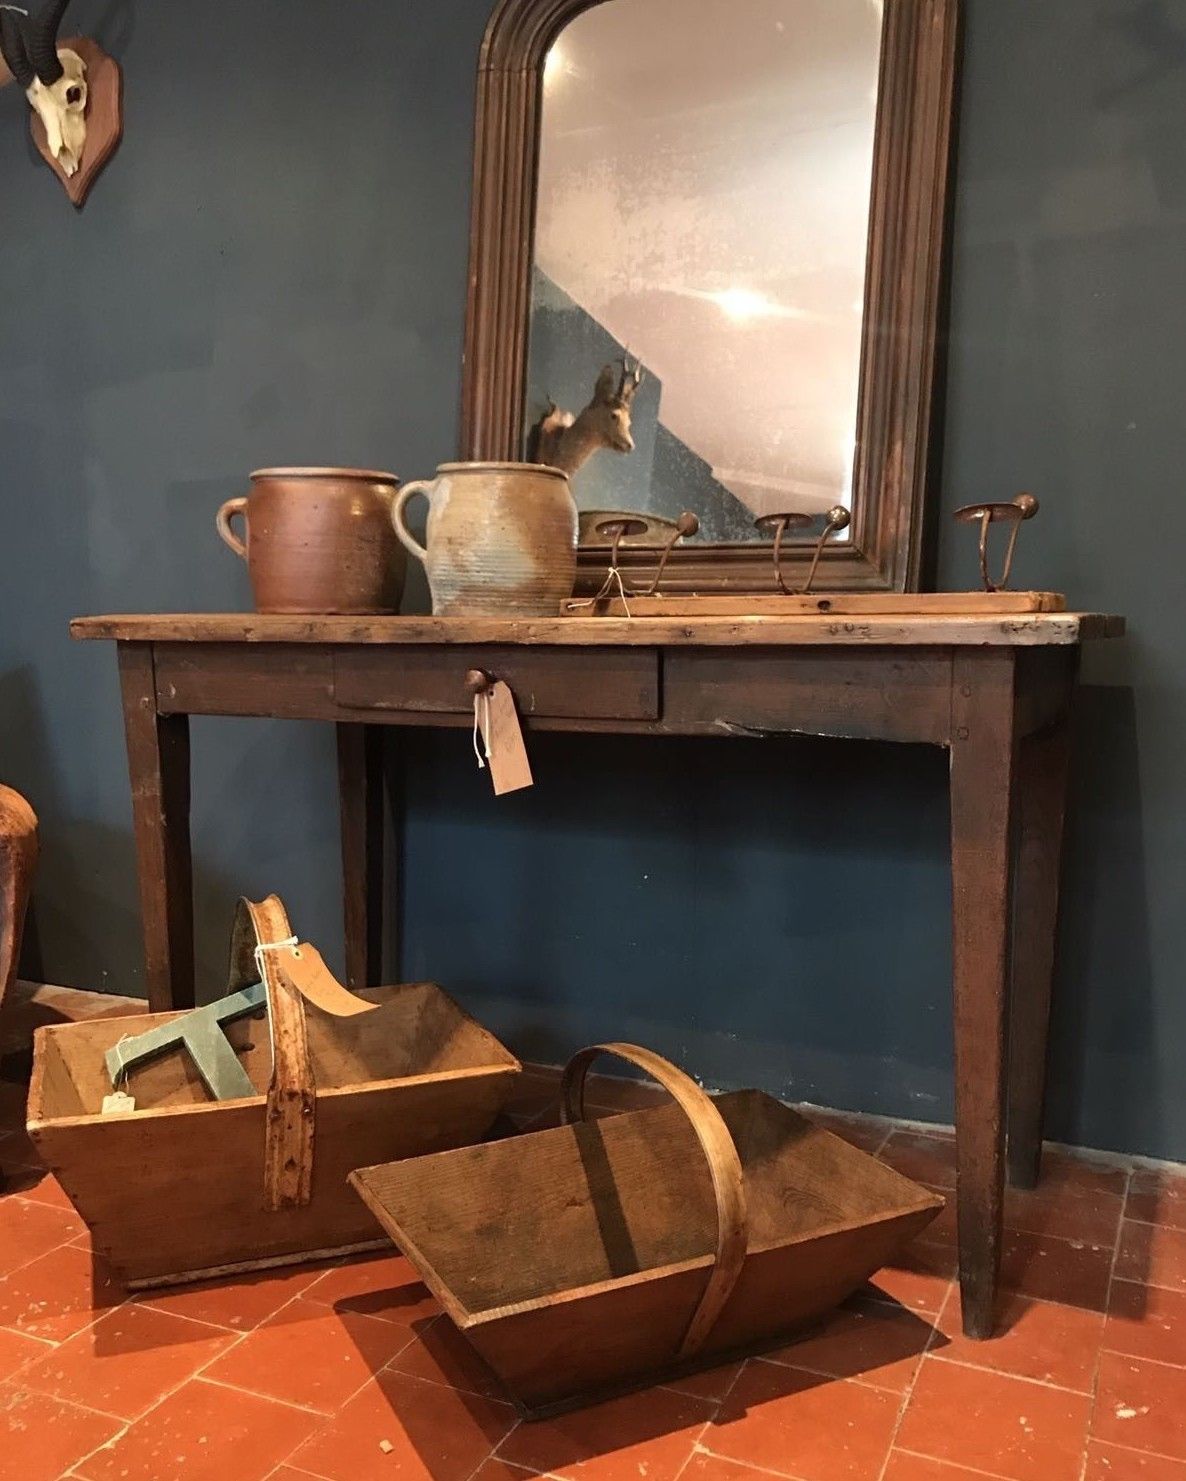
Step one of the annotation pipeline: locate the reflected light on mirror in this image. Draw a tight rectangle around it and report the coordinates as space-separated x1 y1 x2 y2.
841 435 856 506
710 287 784 322
544 44 567 85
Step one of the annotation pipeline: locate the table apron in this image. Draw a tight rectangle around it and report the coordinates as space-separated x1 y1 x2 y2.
146 641 991 744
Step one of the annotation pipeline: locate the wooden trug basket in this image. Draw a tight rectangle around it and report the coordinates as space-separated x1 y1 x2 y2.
351 1043 944 1414
28 895 521 1287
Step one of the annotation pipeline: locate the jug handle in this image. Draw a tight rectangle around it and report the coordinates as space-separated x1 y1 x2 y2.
216 497 249 560
391 480 434 563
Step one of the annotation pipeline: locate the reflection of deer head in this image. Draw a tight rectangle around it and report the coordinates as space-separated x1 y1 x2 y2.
1 0 88 176
532 358 645 476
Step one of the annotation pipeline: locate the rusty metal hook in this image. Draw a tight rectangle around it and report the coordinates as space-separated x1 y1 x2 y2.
755 505 851 595
952 493 1039 592
594 517 649 571
638 512 700 597
582 512 700 602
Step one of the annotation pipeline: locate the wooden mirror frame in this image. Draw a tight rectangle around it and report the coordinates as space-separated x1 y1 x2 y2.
461 0 960 594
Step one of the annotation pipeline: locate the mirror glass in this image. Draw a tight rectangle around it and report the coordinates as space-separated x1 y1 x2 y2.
526 0 883 546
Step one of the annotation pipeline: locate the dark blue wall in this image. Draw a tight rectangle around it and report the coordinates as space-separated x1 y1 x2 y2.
2 1 1183 1157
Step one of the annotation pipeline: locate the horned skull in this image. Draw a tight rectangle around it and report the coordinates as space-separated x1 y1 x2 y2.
27 45 86 174
2 2 88 176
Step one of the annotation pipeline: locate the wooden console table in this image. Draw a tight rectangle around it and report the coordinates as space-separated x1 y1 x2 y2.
72 610 1122 1339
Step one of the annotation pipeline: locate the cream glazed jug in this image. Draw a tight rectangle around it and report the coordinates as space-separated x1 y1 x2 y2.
392 461 578 616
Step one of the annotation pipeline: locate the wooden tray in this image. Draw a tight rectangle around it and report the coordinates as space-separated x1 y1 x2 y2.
29 895 520 1287
351 1043 943 1415
563 591 1066 617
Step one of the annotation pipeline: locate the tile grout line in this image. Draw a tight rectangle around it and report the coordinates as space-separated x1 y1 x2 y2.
0 1379 135 1481
477 1415 525 1481
860 1284 948 1320
923 1349 1105 1397
1 1375 135 1429
1096 1346 1186 1374
0 1210 94 1282
265 1442 338 1481
45 1297 301 1475
78 1318 259 1432
16 1324 246 1428
873 1272 953 1480
747 1353 928 1401
1083 1434 1186 1466
670 1415 723 1481
110 1297 256 1341
318 1318 434 1408
59 1269 486 1479
0 1319 57 1355
61 1417 133 1481
890 1446 1014 1479
666 1345 752 1409
1113 1212 1186 1242
136 1358 354 1481
196 1369 341 1418
692 1430 812 1481
194 1300 431 1426
1079 1164 1133 1481
266 1339 518 1481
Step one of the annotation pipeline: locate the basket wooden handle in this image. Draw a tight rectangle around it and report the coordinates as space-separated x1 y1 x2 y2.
227 894 381 1211
560 1043 748 1361
227 895 316 1212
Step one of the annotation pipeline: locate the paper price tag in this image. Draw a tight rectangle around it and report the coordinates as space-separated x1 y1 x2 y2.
475 680 533 795
280 943 379 1017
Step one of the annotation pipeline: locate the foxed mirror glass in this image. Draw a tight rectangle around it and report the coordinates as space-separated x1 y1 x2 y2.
462 0 959 593
529 0 880 547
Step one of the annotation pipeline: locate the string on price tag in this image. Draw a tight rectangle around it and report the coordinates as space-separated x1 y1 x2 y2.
469 673 533 795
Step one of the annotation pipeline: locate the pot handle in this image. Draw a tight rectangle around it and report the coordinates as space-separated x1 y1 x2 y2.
560 1042 747 1362
216 496 249 560
391 479 434 563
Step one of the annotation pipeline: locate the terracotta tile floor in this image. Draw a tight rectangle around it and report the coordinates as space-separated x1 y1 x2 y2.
3 1067 1186 1480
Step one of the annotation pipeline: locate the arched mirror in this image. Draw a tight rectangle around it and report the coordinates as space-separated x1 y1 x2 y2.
463 0 959 594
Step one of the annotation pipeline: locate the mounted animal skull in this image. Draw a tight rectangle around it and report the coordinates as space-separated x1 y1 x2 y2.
532 358 645 478
1 1 88 176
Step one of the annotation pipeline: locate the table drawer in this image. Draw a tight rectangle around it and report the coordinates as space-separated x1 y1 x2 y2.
332 646 660 721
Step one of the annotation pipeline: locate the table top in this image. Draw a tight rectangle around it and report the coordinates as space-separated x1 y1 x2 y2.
71 612 1125 648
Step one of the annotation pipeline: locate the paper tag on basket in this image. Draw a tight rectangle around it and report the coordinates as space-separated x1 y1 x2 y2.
278 943 378 1017
475 680 533 796
101 1091 136 1115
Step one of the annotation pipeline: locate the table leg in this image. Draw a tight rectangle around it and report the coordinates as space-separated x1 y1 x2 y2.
950 650 1017 1338
118 644 194 1013
336 723 385 990
1007 714 1073 1190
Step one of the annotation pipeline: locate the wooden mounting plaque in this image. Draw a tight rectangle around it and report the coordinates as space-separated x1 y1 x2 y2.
25 36 122 207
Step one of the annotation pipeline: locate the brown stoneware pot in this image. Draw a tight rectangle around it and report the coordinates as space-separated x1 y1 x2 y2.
392 462 577 616
216 467 405 614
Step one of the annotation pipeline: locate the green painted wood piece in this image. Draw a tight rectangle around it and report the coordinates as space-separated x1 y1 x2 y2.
104 981 268 1101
